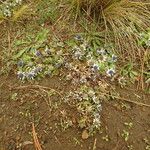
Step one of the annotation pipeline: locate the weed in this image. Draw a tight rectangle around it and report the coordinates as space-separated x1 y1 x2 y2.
121 130 130 142
124 122 133 129
59 118 73 131
64 83 108 136
139 28 150 47
66 35 118 81
11 92 18 101
120 63 139 83
12 29 65 81
143 137 150 150
73 137 81 146
127 145 133 150
102 135 109 142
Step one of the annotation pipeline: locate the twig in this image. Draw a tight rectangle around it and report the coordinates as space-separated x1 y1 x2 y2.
109 94 150 108
92 138 97 150
9 85 62 96
32 123 42 150
7 27 11 54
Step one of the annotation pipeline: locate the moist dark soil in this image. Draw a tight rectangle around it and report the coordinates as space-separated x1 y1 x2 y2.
0 73 150 150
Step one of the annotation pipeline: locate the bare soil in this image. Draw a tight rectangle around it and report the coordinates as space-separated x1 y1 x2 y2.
0 73 150 150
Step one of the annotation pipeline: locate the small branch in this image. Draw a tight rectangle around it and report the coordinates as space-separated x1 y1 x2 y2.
32 123 42 150
9 85 62 96
92 138 97 150
109 95 150 108
7 27 11 54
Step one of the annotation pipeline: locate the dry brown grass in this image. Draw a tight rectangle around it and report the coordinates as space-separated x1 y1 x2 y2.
66 0 150 60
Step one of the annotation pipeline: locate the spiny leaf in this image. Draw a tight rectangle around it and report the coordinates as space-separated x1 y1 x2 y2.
13 47 29 60
35 28 49 45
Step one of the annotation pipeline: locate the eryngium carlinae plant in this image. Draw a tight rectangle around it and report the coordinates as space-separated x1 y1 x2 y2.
68 0 150 60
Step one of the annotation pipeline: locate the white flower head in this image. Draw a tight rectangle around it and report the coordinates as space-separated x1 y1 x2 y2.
106 68 115 77
17 71 25 80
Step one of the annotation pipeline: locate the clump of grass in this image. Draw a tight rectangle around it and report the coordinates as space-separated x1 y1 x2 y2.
12 4 30 21
36 0 61 25
0 0 33 23
65 0 150 59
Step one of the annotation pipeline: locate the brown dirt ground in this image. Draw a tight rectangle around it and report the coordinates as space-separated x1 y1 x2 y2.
0 73 150 150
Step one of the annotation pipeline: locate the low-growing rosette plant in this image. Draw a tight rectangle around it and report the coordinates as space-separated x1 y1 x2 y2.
64 84 109 135
66 35 118 81
15 44 65 81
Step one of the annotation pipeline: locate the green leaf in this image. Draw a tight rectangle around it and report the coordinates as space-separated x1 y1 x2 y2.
132 71 138 76
13 47 29 60
35 28 49 44
145 78 150 84
99 62 106 72
22 54 32 62
14 40 27 46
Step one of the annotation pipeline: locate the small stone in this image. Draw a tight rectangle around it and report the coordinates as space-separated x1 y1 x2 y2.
82 130 89 139
66 74 72 80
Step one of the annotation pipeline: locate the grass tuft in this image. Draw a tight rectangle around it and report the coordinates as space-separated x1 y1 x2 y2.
66 0 150 59
12 4 30 21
